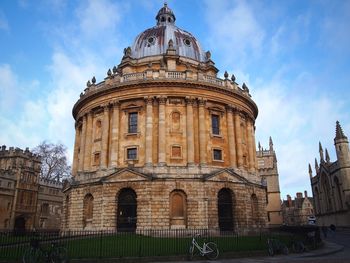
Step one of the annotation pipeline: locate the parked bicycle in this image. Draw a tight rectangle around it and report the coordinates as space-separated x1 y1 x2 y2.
22 238 68 263
188 233 219 260
267 238 289 256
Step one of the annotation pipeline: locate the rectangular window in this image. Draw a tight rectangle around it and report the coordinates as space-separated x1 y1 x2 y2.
128 112 138 133
127 148 137 160
213 149 222 161
211 114 220 135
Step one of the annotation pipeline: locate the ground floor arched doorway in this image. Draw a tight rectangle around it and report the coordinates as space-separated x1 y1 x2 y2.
218 188 234 232
117 188 137 232
14 216 26 232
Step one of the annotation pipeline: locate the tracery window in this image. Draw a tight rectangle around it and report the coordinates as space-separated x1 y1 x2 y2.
128 112 138 133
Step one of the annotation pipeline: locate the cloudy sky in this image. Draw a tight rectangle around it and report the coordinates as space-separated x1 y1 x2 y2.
1 0 349 199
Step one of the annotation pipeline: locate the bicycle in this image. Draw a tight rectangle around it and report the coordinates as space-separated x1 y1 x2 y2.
188 234 219 260
22 238 68 263
291 239 306 253
267 238 289 256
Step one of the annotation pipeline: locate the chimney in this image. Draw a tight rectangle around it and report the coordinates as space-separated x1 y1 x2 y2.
287 195 292 207
296 192 303 199
304 190 308 198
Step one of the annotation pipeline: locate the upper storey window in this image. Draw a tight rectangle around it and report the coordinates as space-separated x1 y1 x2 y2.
212 114 220 135
128 112 138 133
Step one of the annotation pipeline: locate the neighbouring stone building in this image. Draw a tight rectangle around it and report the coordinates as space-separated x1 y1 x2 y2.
281 191 314 226
256 137 283 227
0 145 63 231
310 121 350 227
62 4 281 233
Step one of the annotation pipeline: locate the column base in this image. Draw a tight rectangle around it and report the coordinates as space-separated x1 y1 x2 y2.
158 162 167 167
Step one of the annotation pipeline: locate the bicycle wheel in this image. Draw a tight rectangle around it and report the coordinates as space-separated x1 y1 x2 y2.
292 241 305 253
204 242 219 260
22 248 43 263
282 245 289 255
51 246 68 263
188 245 195 261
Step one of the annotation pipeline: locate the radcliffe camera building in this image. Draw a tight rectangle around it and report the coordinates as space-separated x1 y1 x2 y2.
63 4 282 232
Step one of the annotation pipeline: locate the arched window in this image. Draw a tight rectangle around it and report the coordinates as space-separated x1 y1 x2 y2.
251 194 259 224
322 174 332 212
83 193 94 228
218 188 233 232
170 190 187 228
334 177 343 210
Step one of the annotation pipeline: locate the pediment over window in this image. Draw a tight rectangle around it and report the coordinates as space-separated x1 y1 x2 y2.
101 168 152 183
204 168 249 183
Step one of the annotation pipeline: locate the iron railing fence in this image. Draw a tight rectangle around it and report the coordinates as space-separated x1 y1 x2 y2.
0 227 318 261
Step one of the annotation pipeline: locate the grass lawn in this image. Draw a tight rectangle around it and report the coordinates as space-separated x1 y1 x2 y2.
0 232 292 261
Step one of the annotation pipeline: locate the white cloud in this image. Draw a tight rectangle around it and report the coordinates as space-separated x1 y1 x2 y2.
0 10 9 31
203 0 264 66
0 64 19 111
76 0 122 38
253 70 349 198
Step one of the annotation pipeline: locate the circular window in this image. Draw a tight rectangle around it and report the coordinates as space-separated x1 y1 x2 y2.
147 36 156 47
183 38 191 47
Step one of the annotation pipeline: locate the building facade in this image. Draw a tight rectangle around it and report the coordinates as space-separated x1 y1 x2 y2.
63 4 269 233
0 145 63 231
256 137 283 227
281 191 314 226
310 121 350 227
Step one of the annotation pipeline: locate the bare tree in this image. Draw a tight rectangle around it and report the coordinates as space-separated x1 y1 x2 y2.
32 141 71 181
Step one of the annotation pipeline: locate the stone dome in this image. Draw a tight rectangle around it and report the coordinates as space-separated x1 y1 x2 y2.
130 3 207 62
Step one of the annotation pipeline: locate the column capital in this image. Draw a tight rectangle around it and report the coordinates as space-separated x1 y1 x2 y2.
226 105 234 113
101 103 109 111
157 96 167 105
185 96 195 105
111 100 120 108
144 96 154 105
197 97 207 106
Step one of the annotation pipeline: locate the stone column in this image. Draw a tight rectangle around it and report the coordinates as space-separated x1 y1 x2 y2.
78 114 87 171
246 117 255 172
226 106 237 168
100 104 110 169
186 97 195 165
110 101 120 167
145 97 154 166
234 110 243 168
158 96 167 165
72 122 81 176
251 120 258 170
198 98 207 165
84 111 93 171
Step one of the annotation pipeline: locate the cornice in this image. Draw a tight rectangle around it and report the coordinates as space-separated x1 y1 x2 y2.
72 80 258 120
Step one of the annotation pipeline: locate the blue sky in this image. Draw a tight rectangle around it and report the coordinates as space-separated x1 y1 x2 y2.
1 0 350 200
